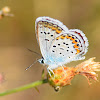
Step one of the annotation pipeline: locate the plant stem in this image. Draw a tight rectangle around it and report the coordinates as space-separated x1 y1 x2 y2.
0 79 48 96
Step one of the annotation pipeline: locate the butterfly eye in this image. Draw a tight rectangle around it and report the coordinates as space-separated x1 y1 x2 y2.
41 59 44 64
38 58 44 64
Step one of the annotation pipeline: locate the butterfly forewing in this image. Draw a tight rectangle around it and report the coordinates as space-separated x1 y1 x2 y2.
35 17 68 60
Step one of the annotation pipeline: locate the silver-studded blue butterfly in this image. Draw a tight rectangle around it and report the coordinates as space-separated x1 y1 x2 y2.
35 17 89 74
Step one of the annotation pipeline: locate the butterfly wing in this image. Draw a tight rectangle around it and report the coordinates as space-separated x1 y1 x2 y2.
35 17 69 61
49 29 89 68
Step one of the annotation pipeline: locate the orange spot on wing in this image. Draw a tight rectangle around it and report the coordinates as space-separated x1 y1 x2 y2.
72 40 77 44
48 26 52 28
56 29 62 34
60 35 65 39
66 35 69 38
56 37 60 40
69 37 72 39
48 23 53 28
74 44 79 48
43 22 48 27
76 49 80 54
52 27 57 30
69 37 73 40
66 35 72 39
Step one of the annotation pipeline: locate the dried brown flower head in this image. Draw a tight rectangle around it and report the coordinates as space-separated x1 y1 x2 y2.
47 57 100 91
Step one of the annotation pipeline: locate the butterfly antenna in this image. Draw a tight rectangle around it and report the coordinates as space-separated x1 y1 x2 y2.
25 60 38 70
27 48 42 57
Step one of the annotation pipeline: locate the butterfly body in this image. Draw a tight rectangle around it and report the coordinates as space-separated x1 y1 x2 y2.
35 17 89 71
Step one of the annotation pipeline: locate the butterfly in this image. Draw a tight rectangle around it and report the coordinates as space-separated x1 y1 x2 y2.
35 16 89 75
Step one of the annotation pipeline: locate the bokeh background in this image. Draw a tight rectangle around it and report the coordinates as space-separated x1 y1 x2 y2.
0 0 100 100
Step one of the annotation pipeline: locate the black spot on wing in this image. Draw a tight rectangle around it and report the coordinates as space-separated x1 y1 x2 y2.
60 48 64 50
53 45 56 47
44 32 46 34
48 32 50 34
71 51 73 53
45 39 49 41
58 44 60 46
52 50 55 52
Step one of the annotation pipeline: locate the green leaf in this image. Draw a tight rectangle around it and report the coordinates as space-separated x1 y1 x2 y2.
35 87 40 93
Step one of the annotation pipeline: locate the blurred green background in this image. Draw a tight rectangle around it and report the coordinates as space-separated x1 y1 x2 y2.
0 0 100 100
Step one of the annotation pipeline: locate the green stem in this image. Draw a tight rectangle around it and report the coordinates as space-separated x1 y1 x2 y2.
0 79 48 96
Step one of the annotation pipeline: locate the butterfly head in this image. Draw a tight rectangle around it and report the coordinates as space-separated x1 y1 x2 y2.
38 57 45 64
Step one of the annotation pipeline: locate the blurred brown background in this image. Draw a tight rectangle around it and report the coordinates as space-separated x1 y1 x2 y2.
0 0 100 100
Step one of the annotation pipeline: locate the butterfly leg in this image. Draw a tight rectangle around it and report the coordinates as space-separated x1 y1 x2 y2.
47 68 51 77
46 66 51 76
47 67 55 77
